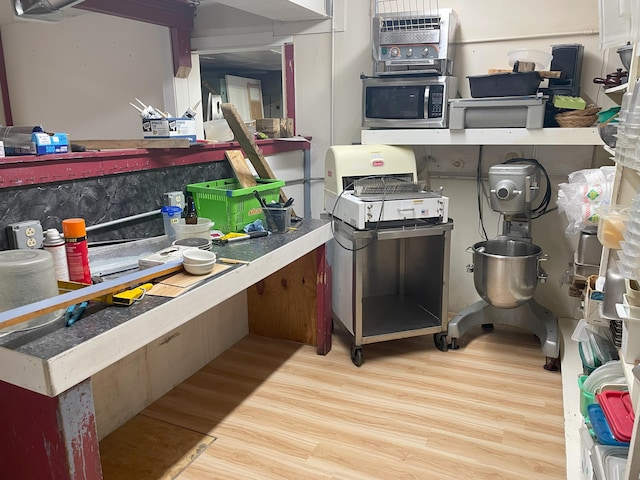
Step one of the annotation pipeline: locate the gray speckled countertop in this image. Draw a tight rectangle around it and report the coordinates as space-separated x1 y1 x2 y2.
0 218 328 360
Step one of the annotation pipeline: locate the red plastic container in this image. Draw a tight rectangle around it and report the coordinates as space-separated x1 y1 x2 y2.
596 390 634 443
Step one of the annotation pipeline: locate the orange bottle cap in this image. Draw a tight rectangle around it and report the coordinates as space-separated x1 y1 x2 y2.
62 218 87 238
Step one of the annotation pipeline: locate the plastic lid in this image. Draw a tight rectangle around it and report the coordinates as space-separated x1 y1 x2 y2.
596 390 634 442
61 218 86 238
587 404 630 446
161 205 182 217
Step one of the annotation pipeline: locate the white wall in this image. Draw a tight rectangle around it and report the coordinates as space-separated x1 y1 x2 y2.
288 0 612 317
2 12 203 139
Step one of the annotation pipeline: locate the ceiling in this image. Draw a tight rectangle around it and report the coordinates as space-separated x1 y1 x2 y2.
199 50 283 75
0 0 327 73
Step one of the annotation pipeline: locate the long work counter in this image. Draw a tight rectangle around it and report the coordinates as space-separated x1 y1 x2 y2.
0 218 333 479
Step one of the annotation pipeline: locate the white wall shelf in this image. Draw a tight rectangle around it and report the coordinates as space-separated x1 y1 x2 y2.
361 127 604 146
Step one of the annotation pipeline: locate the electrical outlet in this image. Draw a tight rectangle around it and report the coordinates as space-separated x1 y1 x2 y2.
7 220 43 249
163 191 185 209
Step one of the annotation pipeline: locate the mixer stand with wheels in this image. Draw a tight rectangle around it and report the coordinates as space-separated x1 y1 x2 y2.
444 161 561 371
447 299 560 370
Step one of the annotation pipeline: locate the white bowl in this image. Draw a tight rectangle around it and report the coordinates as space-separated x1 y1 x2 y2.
182 249 217 264
183 260 216 275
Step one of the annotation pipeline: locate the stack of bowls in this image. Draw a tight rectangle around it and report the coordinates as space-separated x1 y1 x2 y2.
614 82 640 168
618 191 640 278
182 249 217 275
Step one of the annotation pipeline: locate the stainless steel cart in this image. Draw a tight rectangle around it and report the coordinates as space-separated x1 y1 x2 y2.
329 219 453 366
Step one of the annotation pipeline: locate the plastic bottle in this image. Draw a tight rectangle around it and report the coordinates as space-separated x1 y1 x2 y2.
185 196 198 225
43 228 69 281
161 205 182 243
62 218 92 284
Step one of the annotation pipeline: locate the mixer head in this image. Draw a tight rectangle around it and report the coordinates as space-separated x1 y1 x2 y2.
489 163 540 215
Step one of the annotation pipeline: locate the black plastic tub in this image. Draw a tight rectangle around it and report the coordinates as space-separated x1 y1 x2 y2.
468 72 542 98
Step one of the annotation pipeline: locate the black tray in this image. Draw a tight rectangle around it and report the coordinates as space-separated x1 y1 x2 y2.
468 72 542 98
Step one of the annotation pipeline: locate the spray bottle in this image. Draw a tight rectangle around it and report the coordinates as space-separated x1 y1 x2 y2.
62 218 92 284
43 228 69 281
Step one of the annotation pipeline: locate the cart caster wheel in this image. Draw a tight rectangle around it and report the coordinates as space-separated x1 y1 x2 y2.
350 345 363 367
544 357 560 371
434 333 449 352
481 323 494 330
450 337 459 350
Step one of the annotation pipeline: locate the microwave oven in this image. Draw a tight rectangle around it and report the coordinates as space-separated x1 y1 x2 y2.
362 75 457 128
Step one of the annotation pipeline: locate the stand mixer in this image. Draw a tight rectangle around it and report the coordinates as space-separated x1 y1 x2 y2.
444 162 560 370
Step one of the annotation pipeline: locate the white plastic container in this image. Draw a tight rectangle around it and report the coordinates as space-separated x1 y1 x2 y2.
173 218 213 241
622 318 640 364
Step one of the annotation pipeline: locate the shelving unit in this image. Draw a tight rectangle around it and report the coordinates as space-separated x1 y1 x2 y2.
359 122 625 479
361 127 603 146
596 40 640 480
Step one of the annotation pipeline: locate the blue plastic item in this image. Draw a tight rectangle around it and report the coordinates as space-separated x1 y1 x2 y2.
587 404 630 447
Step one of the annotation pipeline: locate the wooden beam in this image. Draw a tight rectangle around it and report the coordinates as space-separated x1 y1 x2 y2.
74 139 191 150
225 150 257 188
221 103 288 204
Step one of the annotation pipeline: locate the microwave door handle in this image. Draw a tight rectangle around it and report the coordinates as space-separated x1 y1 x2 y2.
423 86 429 119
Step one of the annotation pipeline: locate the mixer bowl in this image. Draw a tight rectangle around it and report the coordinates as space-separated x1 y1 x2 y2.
471 239 543 309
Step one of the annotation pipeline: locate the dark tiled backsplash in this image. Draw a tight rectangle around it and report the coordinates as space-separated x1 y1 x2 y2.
0 161 234 250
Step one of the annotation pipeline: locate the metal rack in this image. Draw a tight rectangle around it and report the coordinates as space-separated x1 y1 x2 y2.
329 219 453 366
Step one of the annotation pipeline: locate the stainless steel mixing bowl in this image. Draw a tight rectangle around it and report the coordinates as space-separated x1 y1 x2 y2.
471 239 544 309
617 44 633 72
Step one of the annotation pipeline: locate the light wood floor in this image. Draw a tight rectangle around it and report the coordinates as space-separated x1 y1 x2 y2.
100 325 566 480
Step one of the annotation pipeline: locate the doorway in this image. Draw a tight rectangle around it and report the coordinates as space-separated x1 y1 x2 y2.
199 48 285 122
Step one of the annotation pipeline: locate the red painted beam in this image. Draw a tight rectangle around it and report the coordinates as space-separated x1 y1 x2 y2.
77 0 196 77
77 0 195 30
284 43 296 133
0 379 102 480
0 31 13 125
171 27 192 78
0 139 311 189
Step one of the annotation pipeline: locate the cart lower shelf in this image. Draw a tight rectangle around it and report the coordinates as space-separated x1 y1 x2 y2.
360 295 442 340
336 294 445 366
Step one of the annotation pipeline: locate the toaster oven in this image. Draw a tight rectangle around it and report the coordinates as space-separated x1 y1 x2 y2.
362 75 456 128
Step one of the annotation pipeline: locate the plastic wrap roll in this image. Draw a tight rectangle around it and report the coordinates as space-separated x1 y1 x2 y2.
0 125 43 150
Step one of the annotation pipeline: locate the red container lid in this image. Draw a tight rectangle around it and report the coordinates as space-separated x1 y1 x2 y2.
596 390 634 443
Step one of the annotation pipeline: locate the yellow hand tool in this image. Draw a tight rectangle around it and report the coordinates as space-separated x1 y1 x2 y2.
112 283 153 306
58 281 153 306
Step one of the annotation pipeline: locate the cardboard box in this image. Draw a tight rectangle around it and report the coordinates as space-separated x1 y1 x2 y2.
256 118 294 138
142 118 196 143
31 132 68 155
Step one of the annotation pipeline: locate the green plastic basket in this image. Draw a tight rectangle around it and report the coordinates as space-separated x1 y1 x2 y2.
187 178 284 233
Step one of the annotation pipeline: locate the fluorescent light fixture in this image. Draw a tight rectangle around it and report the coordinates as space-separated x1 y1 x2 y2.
13 0 85 21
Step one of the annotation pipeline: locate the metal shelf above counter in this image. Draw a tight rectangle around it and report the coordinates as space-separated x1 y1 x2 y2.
361 127 604 146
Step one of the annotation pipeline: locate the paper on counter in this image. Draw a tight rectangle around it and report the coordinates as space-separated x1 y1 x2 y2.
146 263 230 298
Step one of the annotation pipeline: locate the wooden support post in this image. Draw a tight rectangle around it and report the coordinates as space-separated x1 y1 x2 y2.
0 379 102 479
221 103 288 205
